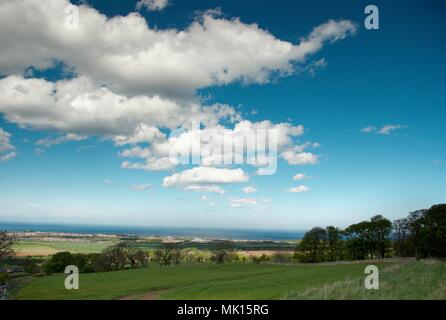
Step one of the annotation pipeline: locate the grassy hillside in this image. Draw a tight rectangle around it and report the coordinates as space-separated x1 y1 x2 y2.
16 259 446 300
17 262 386 300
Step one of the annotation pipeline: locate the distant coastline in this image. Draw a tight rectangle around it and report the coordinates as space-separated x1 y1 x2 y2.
0 222 305 241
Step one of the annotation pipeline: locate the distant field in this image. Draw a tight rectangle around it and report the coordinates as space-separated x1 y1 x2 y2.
13 239 295 257
14 241 114 256
135 241 297 251
17 261 391 300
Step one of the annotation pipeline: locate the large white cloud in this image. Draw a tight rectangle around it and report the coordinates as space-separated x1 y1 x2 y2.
0 0 357 186
0 75 237 137
0 0 356 97
119 119 306 171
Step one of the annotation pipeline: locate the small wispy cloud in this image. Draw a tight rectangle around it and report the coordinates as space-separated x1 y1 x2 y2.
34 134 87 154
0 151 16 162
378 124 408 135
302 58 328 77
361 125 376 133
229 197 270 209
0 128 16 163
361 124 408 135
242 186 257 194
130 183 152 192
293 173 309 181
136 0 169 11
78 145 97 152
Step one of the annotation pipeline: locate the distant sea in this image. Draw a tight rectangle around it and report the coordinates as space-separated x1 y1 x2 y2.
0 222 305 241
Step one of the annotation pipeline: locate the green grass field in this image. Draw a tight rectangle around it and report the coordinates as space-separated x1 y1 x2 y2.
17 261 388 300
15 259 446 300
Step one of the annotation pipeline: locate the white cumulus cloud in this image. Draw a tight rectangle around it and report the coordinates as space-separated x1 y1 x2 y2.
286 185 310 193
293 173 309 180
163 167 249 187
0 0 356 96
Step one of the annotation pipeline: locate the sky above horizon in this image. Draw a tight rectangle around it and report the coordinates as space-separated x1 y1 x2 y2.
0 0 445 230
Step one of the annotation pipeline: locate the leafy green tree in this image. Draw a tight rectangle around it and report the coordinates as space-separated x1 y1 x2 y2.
326 226 342 261
44 252 77 273
344 221 369 260
417 204 446 258
23 258 42 274
298 227 327 263
392 209 426 258
369 215 392 258
393 218 409 256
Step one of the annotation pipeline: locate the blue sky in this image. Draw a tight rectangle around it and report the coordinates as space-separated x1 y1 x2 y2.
0 0 445 230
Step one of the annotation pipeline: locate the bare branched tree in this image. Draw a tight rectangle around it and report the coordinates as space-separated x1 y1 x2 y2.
0 231 16 259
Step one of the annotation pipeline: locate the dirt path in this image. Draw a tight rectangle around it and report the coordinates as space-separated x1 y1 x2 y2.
119 289 169 300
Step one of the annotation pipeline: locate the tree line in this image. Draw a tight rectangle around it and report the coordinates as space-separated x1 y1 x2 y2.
41 241 241 273
296 204 446 263
43 242 149 273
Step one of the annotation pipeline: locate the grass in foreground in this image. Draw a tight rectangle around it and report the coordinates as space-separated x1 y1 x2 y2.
284 259 446 300
17 262 385 300
17 259 446 300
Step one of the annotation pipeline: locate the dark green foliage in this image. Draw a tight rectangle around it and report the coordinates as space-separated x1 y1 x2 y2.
370 215 392 258
0 272 8 285
298 216 392 263
344 215 392 260
326 226 343 261
297 203 446 264
43 252 77 273
394 204 446 258
23 258 42 274
417 204 446 257
298 227 327 263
